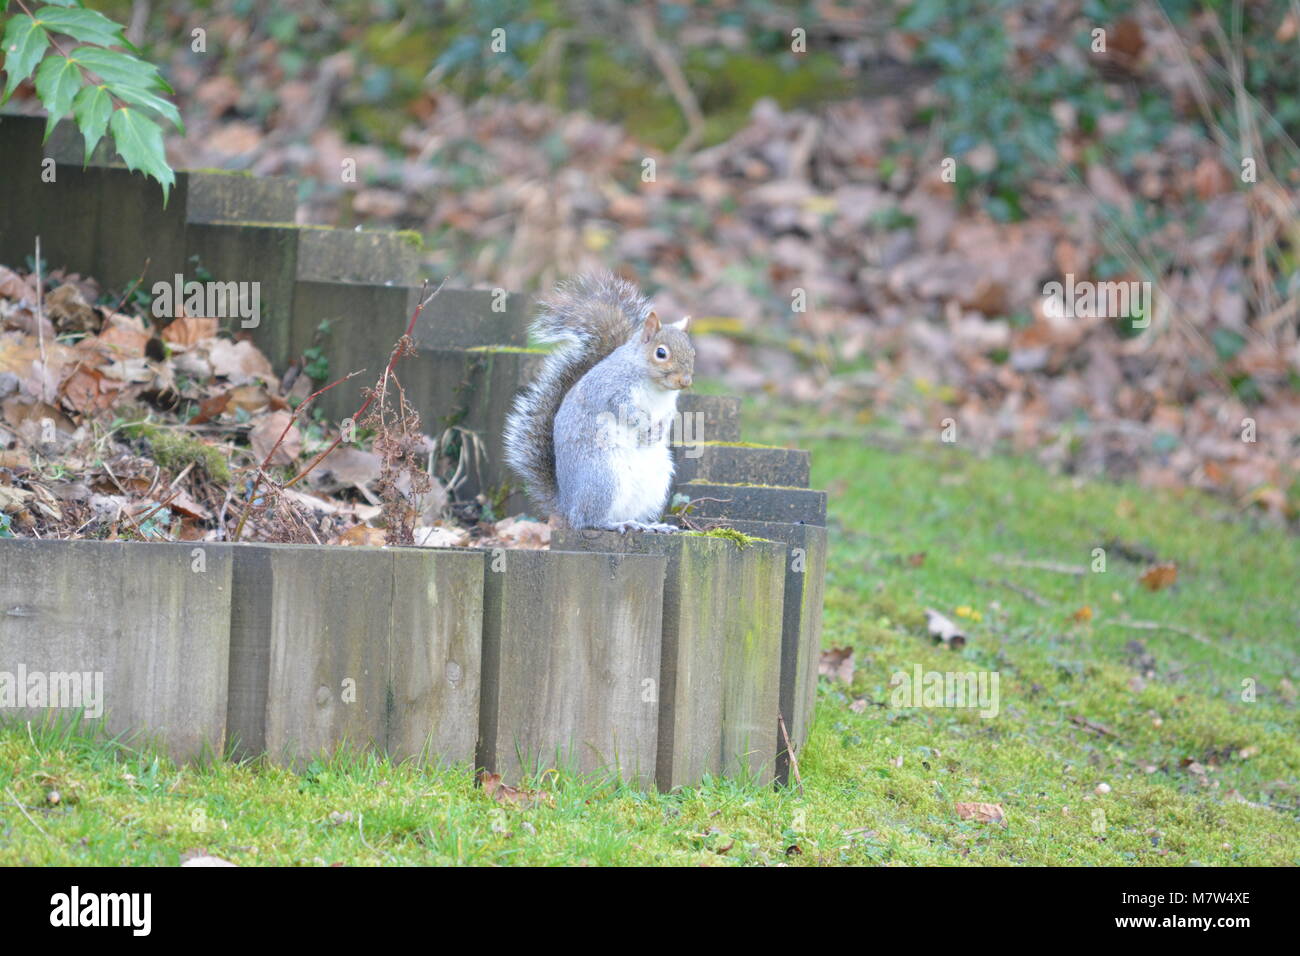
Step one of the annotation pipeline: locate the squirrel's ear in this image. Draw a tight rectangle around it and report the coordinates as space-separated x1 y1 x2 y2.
669 315 691 332
642 310 661 342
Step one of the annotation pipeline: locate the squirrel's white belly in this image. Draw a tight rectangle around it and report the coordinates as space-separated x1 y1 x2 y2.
605 441 674 523
602 385 678 524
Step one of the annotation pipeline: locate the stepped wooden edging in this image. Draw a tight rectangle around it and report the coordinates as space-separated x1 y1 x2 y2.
673 442 811 488
0 534 813 788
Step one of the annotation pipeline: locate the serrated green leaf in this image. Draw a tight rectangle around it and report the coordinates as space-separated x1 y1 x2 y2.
68 45 168 93
33 6 126 48
72 82 110 163
108 82 183 134
34 54 82 141
109 106 174 205
1 14 50 103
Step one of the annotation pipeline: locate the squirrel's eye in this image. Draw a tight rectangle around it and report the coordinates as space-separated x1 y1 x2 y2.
655 346 669 360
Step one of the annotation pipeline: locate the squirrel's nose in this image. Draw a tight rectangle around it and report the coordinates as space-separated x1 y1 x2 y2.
679 374 692 389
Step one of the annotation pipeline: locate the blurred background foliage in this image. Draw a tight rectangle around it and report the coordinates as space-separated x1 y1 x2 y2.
16 0 1298 517
87 0 1300 216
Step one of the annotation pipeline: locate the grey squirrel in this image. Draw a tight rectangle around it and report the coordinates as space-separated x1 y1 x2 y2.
503 271 695 532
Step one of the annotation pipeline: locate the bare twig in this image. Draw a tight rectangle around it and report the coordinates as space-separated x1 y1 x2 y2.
126 0 151 48
990 555 1087 576
1108 618 1247 664
100 461 147 537
168 461 196 488
282 278 446 494
629 8 705 156
1069 715 1117 738
975 576 1051 607
229 369 363 541
130 489 181 528
5 786 49 838
778 712 803 796
110 257 152 317
34 236 47 403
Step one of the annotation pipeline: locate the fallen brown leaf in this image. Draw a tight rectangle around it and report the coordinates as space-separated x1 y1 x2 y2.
207 338 275 385
479 771 550 808
162 316 220 347
45 283 99 334
249 411 301 466
819 646 855 684
61 365 127 415
494 515 550 548
1139 563 1177 591
318 445 382 488
188 389 233 425
413 525 469 548
165 489 212 521
955 802 1006 825
0 265 32 300
334 525 386 547
0 484 33 513
91 313 151 358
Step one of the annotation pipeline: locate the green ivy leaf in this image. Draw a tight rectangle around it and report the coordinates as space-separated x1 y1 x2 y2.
109 82 184 134
33 5 125 49
1 14 50 103
68 45 171 94
33 54 82 141
109 106 174 205
1212 327 1247 361
71 82 110 163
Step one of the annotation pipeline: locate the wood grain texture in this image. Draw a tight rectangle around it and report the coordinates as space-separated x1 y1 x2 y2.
402 347 544 511
552 531 785 789
296 229 422 285
388 547 484 763
676 481 828 526
673 443 811 488
676 394 741 443
0 539 232 761
477 548 664 789
227 543 484 768
712 520 828 783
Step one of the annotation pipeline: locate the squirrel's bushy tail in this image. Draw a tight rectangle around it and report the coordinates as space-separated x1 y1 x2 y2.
503 271 653 514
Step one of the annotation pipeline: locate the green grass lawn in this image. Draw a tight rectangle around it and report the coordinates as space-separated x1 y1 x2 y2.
2 423 1298 865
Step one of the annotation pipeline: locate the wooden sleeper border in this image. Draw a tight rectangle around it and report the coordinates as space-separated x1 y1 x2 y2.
0 533 816 790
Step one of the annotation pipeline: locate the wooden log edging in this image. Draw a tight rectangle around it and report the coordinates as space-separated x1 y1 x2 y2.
0 538 232 761
672 442 811 489
0 536 799 791
293 282 534 420
703 520 827 781
0 115 296 295
551 530 785 788
476 548 665 790
225 543 484 768
676 480 828 526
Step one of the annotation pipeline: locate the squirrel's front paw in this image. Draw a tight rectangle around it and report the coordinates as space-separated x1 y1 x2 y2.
645 522 679 533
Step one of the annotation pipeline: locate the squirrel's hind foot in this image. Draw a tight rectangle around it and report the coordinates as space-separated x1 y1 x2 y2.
605 520 679 534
